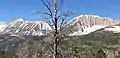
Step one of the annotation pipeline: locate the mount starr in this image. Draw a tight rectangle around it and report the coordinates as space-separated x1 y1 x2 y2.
62 14 120 36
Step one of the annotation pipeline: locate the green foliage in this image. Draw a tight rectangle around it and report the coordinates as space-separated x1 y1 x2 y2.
71 45 81 58
0 50 15 58
96 49 106 58
68 39 107 58
86 41 106 58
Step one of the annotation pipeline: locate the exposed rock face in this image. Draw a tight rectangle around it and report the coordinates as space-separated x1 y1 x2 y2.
1 18 53 36
0 15 120 58
68 15 120 28
63 15 120 36
0 14 120 36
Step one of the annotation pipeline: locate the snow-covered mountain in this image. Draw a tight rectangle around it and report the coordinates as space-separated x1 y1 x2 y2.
0 15 120 58
0 14 120 36
1 18 53 36
0 22 7 32
63 14 120 36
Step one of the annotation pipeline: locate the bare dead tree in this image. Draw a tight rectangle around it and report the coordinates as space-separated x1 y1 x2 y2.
40 0 72 58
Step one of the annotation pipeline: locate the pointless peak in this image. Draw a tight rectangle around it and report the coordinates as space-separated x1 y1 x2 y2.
1 18 53 36
15 18 24 21
12 18 46 23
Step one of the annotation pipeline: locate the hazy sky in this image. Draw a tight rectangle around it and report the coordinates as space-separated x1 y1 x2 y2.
0 0 120 22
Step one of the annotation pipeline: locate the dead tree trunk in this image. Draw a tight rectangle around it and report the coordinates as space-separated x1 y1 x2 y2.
40 0 72 58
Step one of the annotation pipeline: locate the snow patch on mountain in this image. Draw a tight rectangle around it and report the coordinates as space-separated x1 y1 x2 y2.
68 14 118 26
67 14 120 36
104 26 120 33
69 25 106 36
2 18 53 36
73 14 102 19
0 22 7 32
1 14 120 36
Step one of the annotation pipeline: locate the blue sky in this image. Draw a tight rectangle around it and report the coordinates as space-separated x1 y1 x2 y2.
0 0 120 22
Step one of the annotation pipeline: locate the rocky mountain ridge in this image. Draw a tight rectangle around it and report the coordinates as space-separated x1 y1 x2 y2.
63 14 120 36
0 14 120 36
0 18 53 36
0 22 7 32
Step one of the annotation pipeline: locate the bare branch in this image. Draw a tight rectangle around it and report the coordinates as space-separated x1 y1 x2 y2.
59 11 73 30
60 17 65 27
40 0 72 58
37 11 55 25
56 0 64 13
41 0 53 18
43 12 51 16
48 47 54 54
58 47 64 58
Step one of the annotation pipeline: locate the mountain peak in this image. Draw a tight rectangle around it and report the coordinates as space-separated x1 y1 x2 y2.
73 14 102 19
0 14 120 36
64 14 120 36
1 18 53 36
15 18 24 22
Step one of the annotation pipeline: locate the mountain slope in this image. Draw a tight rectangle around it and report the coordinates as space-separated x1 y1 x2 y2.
0 15 120 58
0 22 7 32
63 14 120 36
1 14 120 36
1 18 53 36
